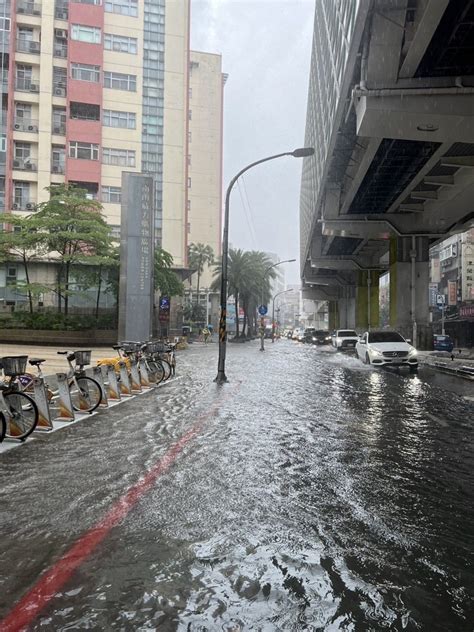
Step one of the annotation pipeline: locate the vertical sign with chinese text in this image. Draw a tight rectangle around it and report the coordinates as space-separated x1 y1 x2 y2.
118 173 155 342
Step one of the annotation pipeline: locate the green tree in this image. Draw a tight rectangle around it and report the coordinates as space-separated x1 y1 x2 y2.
188 242 214 301
35 184 112 316
240 251 275 336
0 211 49 313
154 247 184 297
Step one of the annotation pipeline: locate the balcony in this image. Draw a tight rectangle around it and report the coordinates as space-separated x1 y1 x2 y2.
1 76 8 93
17 2 41 16
12 158 37 172
16 39 41 55
53 42 67 58
51 162 65 175
15 78 40 93
52 123 66 135
52 83 67 98
13 118 39 133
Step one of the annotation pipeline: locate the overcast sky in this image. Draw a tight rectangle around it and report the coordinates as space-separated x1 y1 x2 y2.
191 0 315 285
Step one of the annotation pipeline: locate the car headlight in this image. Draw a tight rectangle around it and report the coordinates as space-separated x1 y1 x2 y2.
336 338 341 344
408 348 418 357
325 336 331 341
370 349 383 357
312 337 317 341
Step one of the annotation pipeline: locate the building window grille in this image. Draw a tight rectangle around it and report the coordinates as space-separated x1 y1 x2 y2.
102 147 135 167
104 71 136 91
71 63 100 83
102 186 122 204
0 17 11 31
69 141 99 160
105 0 138 17
71 24 101 44
13 181 30 207
70 102 100 121
104 33 137 54
103 109 136 129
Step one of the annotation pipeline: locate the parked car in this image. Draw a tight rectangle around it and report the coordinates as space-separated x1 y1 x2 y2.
356 330 418 372
311 330 332 345
433 334 454 352
264 326 273 339
286 330 293 339
332 329 359 351
292 328 303 340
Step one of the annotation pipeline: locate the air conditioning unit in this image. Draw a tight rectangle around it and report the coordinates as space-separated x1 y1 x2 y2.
29 84 39 92
53 126 63 134
25 162 34 170
33 9 41 16
52 165 61 173
27 124 37 132
54 87 65 96
25 202 34 210
55 29 68 39
12 203 19 210
14 123 21 130
56 10 68 19
17 7 25 13
13 159 21 168
29 42 40 53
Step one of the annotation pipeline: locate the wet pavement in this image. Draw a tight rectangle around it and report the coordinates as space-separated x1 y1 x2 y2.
0 340 473 630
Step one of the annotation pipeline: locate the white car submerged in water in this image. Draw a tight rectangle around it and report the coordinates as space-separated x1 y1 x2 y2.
356 330 418 372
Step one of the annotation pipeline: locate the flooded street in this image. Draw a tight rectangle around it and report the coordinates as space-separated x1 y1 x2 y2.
1 340 473 631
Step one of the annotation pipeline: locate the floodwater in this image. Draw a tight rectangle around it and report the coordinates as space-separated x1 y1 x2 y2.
0 340 473 630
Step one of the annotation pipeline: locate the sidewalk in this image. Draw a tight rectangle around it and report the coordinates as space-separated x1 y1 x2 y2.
0 344 114 376
419 349 474 380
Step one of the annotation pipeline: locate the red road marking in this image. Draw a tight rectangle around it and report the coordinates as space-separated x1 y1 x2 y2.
1 386 238 632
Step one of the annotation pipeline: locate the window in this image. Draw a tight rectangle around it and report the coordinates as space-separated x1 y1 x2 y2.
102 147 135 167
17 27 33 42
104 33 137 54
52 107 67 134
1 135 6 152
71 24 101 44
14 182 30 207
69 141 99 160
105 0 138 17
187 177 191 188
188 110 192 120
187 155 191 167
70 102 100 121
104 71 136 91
73 0 102 4
187 199 191 211
71 63 100 83
14 142 31 161
103 109 136 129
15 103 32 119
102 186 121 204
0 17 10 31
188 87 192 98
51 145 65 173
188 131 192 143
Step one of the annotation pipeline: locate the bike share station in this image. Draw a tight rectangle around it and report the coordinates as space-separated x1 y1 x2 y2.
0 173 178 455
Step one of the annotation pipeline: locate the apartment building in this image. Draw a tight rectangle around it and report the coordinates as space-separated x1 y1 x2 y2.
0 0 195 249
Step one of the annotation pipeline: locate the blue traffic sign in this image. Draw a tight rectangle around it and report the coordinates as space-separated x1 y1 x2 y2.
258 305 268 316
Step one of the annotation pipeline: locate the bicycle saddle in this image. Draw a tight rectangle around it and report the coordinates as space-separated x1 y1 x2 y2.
29 358 45 366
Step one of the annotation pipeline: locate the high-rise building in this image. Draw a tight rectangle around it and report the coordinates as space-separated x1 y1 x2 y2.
0 0 224 313
187 50 225 285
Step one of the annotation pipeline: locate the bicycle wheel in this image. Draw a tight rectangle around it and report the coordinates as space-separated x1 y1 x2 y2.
159 358 172 381
147 361 164 385
0 412 6 443
69 376 102 413
4 391 39 441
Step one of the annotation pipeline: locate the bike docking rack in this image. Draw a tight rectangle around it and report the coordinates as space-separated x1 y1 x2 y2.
0 343 181 455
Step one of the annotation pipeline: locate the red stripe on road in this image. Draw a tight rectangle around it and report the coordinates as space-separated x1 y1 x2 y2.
1 386 238 632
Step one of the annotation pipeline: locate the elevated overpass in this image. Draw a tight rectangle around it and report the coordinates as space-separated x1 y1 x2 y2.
300 0 474 346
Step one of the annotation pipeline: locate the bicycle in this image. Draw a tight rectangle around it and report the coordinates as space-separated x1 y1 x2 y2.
19 350 102 414
0 411 5 443
0 355 39 441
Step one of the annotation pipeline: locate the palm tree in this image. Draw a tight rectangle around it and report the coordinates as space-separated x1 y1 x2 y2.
212 248 251 338
188 243 214 302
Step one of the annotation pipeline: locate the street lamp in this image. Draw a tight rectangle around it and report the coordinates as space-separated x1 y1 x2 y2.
260 258 296 352
272 289 293 342
214 147 314 384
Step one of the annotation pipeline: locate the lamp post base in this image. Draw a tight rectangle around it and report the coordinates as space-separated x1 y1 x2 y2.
214 371 228 384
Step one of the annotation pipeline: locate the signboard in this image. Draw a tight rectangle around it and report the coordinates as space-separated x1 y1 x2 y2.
460 305 474 319
258 305 268 316
159 296 170 322
118 173 155 342
461 243 474 301
429 283 438 307
436 294 445 306
448 280 457 306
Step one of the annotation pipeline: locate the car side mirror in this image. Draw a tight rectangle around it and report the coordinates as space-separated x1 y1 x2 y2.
359 338 366 344
406 338 411 343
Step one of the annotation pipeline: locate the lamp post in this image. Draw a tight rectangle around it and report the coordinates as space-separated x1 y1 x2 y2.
260 258 296 352
272 289 293 342
214 147 314 383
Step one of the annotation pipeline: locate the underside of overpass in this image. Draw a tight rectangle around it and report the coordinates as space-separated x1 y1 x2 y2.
300 0 474 346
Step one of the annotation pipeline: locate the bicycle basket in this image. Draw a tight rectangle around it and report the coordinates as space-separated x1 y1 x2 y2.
1 355 28 376
120 341 141 353
144 342 162 354
74 350 92 366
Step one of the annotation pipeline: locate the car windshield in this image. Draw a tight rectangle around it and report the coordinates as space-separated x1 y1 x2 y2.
338 330 357 337
368 332 405 343
314 330 328 335
435 336 449 341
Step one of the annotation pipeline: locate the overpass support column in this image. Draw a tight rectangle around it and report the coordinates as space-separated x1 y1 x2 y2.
389 237 431 348
338 286 356 329
356 271 380 331
328 301 339 331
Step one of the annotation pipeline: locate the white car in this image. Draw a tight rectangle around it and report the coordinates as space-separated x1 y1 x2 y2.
356 330 418 371
332 329 359 351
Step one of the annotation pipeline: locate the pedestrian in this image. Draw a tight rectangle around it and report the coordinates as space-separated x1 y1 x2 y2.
202 326 210 343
